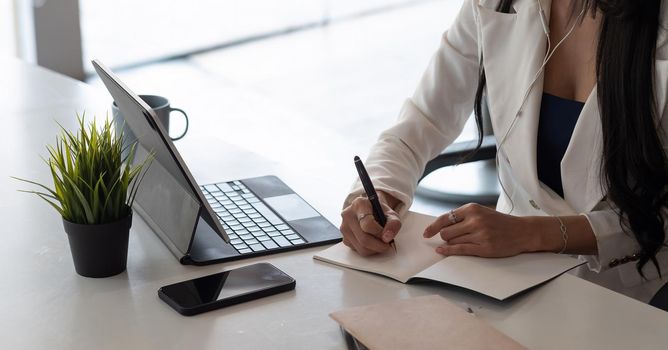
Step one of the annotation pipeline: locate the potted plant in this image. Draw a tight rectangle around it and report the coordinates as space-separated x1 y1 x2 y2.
14 116 151 278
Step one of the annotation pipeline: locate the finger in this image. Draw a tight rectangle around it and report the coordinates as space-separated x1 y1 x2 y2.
438 220 472 242
343 209 390 254
352 197 384 237
359 215 383 237
381 205 402 243
445 232 482 246
423 208 462 238
435 243 482 256
340 224 376 256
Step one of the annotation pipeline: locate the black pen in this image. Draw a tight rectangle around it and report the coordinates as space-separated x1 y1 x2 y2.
354 156 396 252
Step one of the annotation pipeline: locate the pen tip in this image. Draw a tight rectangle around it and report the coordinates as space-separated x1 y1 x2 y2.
354 156 361 162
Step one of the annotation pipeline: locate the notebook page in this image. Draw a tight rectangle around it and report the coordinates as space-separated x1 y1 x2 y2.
413 253 584 300
314 212 442 282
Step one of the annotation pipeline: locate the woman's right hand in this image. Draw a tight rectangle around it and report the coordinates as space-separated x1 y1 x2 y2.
339 191 402 256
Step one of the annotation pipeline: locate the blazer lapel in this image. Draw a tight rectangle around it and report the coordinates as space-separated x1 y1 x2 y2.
561 90 603 213
478 0 576 214
563 6 668 213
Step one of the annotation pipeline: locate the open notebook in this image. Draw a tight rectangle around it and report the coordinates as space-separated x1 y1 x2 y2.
314 212 584 300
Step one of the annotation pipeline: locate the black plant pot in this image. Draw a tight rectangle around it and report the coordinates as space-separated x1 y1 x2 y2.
62 211 132 278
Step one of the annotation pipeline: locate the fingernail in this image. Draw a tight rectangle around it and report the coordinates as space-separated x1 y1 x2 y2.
423 230 429 238
383 231 393 242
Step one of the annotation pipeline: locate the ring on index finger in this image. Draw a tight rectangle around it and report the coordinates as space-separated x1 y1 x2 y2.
357 213 373 222
448 210 459 224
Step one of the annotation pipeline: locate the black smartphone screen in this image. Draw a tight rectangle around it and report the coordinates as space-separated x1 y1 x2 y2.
159 263 295 314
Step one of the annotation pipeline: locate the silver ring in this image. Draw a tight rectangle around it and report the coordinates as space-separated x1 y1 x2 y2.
358 213 373 222
448 210 458 224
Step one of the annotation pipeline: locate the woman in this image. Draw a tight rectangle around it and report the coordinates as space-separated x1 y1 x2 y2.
340 0 668 304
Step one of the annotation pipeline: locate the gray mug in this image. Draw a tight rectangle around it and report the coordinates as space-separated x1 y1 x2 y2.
112 95 189 142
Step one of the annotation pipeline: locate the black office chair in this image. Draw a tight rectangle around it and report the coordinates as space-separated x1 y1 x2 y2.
419 135 497 183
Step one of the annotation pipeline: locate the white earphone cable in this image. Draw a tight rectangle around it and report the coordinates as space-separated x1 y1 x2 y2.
492 1 587 212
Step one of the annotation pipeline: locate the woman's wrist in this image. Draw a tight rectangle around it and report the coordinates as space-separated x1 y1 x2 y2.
523 215 597 254
378 190 401 211
522 216 564 253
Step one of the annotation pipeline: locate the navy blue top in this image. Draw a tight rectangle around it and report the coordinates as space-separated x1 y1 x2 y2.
536 93 584 198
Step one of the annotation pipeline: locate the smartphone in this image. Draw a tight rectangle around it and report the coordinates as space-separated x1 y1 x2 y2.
158 262 296 316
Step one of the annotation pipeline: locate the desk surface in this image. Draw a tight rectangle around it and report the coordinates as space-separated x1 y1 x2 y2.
2 57 668 349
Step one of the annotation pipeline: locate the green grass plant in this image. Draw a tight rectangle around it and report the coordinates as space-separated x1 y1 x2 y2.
14 115 152 225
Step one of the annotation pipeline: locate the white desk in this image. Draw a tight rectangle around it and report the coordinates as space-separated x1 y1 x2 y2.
2 57 668 349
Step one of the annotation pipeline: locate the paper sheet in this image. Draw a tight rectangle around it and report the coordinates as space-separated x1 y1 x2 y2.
314 212 442 282
330 295 527 350
314 211 584 300
414 253 584 300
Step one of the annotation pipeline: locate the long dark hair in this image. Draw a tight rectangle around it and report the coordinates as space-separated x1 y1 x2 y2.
473 0 668 276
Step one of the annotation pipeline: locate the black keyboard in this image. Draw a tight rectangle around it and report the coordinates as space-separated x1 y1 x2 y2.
200 181 306 254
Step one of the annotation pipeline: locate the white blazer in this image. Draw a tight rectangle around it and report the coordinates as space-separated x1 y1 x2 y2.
345 0 668 302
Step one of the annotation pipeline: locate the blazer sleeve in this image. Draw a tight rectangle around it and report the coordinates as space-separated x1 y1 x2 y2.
343 0 482 215
580 81 668 279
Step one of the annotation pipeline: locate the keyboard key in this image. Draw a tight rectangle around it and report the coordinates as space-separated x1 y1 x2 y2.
275 224 290 231
238 217 251 223
230 238 243 245
256 235 271 241
267 231 281 237
248 226 262 232
248 198 261 203
249 244 266 252
238 248 252 254
272 236 292 247
251 230 265 237
241 193 254 199
242 222 257 228
238 204 252 210
223 204 236 210
239 234 253 240
258 222 271 228
204 184 219 192
233 243 247 250
280 229 295 235
215 182 234 192
248 213 261 218
245 239 259 245
291 238 305 245
285 234 300 241
262 241 278 249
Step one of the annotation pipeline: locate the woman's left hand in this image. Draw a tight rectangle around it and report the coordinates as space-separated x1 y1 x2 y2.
423 203 537 258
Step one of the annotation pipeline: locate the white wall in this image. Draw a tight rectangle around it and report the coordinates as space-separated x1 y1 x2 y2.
0 0 16 56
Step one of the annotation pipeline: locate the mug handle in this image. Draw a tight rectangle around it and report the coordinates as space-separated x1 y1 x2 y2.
168 107 189 141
